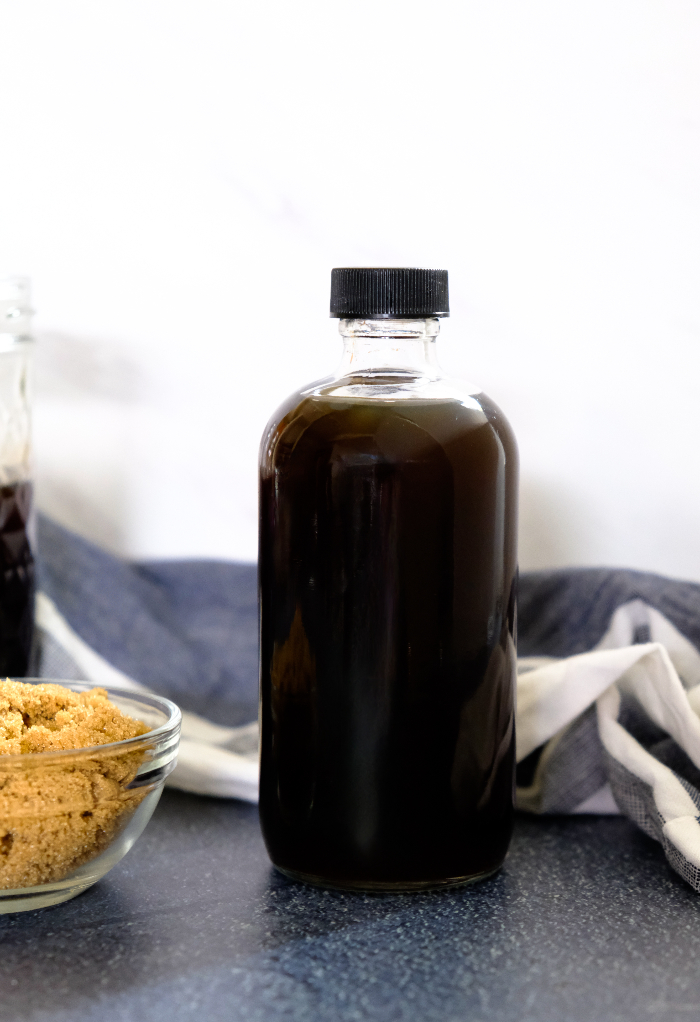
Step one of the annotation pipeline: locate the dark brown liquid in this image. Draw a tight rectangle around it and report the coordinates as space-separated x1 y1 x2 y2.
259 391 518 889
0 481 35 676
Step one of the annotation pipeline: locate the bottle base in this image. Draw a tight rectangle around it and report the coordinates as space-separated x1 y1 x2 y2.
273 862 502 893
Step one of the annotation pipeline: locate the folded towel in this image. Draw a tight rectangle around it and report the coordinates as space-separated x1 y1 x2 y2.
32 516 700 891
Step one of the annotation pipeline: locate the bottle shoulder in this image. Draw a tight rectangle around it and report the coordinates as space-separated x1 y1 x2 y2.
473 390 518 467
260 372 517 475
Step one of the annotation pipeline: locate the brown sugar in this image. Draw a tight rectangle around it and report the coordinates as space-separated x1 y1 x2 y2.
0 680 151 890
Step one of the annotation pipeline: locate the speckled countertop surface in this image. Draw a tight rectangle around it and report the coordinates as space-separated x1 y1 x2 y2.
2 790 700 1022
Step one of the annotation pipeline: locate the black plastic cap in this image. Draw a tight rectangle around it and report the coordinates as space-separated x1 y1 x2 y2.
330 268 449 319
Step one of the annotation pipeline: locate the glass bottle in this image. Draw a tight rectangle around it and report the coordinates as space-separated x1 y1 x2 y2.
259 268 518 891
0 277 35 675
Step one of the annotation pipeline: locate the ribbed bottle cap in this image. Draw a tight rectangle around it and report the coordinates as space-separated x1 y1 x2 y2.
330 268 449 319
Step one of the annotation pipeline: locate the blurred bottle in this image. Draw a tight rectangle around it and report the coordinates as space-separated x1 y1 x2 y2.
0 277 35 676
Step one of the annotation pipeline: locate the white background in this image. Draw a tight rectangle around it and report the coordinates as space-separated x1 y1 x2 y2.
1 0 699 576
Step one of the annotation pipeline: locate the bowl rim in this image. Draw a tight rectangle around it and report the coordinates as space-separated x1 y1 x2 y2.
0 678 182 765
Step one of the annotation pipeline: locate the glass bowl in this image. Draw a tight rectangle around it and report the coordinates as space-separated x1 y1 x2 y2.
0 679 181 913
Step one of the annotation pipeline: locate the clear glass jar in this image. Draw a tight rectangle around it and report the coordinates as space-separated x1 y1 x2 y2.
0 682 181 913
0 277 35 675
259 280 518 892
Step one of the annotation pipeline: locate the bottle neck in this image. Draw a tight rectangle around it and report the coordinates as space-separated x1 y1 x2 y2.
337 318 442 377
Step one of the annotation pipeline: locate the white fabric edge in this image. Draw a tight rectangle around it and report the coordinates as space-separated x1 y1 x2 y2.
597 684 700 869
617 646 700 771
516 643 666 761
596 599 700 689
174 740 259 802
35 591 260 801
35 591 150 694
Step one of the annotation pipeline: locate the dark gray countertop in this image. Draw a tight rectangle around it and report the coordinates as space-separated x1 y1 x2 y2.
2 790 700 1022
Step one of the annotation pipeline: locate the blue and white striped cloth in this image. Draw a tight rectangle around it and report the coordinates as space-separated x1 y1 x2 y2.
33 515 700 892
